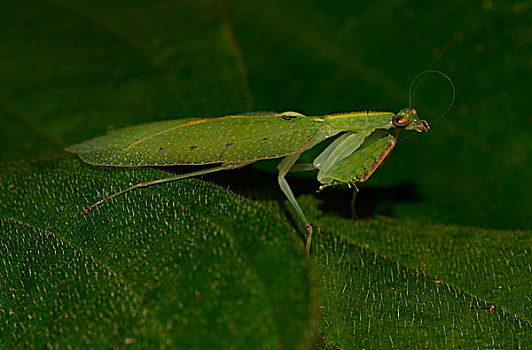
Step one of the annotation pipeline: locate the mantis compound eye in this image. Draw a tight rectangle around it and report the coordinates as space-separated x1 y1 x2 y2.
392 115 410 128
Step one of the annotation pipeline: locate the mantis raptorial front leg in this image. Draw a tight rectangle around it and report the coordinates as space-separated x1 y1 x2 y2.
277 153 314 252
314 131 372 184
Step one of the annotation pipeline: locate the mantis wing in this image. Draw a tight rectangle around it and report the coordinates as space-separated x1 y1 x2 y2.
66 114 323 166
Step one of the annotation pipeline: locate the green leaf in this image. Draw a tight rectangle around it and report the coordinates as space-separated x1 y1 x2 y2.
0 160 315 348
310 212 531 348
1 0 530 348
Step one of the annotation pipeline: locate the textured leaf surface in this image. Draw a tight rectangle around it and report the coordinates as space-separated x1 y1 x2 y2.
0 0 529 348
308 206 532 348
0 161 315 348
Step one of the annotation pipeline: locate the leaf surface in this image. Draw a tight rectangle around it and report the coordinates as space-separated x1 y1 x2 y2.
0 161 315 348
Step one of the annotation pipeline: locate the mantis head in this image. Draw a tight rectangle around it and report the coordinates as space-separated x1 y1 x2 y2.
392 108 429 133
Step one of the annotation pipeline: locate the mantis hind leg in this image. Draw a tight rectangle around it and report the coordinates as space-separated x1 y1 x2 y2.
277 153 313 253
81 162 252 216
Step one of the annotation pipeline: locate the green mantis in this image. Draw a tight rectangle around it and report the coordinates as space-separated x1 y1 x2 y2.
67 71 454 252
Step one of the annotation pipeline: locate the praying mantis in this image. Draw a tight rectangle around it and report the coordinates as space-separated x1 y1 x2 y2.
67 70 454 252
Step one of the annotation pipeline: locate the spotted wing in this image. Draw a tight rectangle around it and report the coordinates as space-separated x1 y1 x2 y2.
66 113 322 166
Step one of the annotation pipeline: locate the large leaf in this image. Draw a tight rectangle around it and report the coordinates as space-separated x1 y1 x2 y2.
309 207 531 348
0 0 530 348
0 160 315 348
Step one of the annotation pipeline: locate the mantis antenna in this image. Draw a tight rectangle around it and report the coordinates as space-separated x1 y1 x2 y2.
408 69 456 125
407 34 459 125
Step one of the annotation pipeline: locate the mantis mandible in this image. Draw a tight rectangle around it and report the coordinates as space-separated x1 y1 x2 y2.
67 71 454 252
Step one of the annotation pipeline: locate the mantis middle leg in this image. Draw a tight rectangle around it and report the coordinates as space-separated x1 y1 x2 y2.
277 153 314 252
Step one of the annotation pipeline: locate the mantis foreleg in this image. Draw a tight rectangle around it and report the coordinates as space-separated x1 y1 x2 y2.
314 131 372 184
